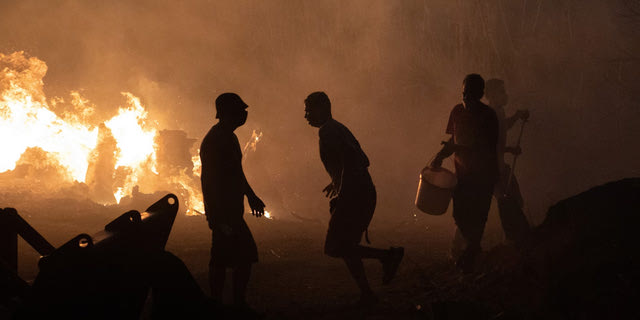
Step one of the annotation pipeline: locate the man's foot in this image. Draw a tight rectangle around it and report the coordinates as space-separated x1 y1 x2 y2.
382 247 404 285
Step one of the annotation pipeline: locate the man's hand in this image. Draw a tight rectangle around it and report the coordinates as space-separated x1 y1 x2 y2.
323 183 338 198
247 194 265 217
430 140 455 168
441 140 457 154
430 156 443 168
516 109 530 121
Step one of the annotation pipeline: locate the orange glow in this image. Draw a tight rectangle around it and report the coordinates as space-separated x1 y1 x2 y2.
243 129 263 156
105 93 158 203
105 93 157 171
0 52 98 182
0 51 204 214
192 151 202 177
169 168 205 216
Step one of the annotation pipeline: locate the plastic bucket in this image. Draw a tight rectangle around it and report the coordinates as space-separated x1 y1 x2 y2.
415 167 457 215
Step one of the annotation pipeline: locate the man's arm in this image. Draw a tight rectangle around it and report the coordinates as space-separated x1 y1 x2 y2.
240 165 265 217
431 140 473 168
229 134 265 218
432 106 461 168
430 136 459 168
319 129 345 198
505 109 529 130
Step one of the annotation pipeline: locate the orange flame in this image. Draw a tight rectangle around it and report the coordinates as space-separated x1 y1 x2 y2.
105 93 158 203
0 52 98 182
0 51 204 214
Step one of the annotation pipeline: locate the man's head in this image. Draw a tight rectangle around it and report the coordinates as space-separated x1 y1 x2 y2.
304 91 332 127
462 74 485 104
485 78 508 107
215 92 248 127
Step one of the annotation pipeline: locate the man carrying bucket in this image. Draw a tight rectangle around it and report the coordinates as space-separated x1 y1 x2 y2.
431 74 499 273
304 91 404 305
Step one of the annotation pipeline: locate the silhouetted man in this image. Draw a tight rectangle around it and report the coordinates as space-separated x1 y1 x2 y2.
485 79 530 246
200 93 265 310
304 91 404 305
431 74 499 272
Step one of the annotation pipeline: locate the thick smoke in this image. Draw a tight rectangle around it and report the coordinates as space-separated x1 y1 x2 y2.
0 0 638 227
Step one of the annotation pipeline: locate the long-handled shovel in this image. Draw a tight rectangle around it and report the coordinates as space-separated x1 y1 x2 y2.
505 119 527 195
500 118 531 246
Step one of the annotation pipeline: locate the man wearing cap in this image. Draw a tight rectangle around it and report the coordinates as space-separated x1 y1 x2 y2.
431 74 499 272
304 91 404 305
200 93 265 309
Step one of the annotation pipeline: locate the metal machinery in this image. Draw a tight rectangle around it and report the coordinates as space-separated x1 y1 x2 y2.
0 194 212 319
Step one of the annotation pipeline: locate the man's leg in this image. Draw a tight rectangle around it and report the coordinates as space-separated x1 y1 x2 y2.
349 245 404 285
231 264 252 306
209 261 226 301
343 257 377 304
452 181 493 272
350 245 388 259
450 227 465 261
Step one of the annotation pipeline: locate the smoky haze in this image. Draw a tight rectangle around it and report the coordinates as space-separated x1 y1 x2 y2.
1 0 638 227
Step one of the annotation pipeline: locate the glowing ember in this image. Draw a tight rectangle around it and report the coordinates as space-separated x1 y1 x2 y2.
243 129 263 156
264 210 273 219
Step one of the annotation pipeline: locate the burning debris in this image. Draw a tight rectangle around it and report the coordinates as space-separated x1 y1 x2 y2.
0 51 204 214
243 129 263 157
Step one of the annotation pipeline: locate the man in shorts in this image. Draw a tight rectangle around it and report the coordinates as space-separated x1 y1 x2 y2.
304 91 404 305
200 93 265 309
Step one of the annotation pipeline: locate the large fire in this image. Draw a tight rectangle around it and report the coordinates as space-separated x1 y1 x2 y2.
0 51 204 215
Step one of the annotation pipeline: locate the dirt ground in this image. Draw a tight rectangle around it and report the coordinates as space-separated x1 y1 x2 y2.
13 195 512 319
9 180 640 319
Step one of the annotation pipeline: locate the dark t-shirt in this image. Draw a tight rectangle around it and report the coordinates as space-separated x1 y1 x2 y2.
446 102 499 182
319 119 371 192
200 124 245 228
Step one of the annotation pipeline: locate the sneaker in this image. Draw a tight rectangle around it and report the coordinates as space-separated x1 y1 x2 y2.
382 247 404 285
